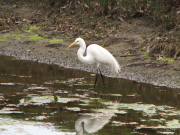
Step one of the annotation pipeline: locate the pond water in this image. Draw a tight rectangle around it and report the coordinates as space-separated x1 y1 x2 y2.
0 55 180 135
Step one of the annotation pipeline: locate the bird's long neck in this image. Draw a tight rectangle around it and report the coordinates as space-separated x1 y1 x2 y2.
77 40 94 64
75 118 84 135
77 39 86 60
77 47 87 63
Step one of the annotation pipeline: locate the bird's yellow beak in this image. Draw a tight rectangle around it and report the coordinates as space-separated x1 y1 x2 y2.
68 41 78 48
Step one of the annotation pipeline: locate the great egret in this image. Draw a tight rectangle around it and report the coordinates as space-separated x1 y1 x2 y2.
75 113 113 135
68 38 121 87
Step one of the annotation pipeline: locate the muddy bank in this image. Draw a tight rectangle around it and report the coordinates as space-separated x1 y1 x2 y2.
0 30 179 88
0 1 179 88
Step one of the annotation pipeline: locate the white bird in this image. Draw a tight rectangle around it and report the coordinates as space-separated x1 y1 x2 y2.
68 38 121 87
75 113 113 135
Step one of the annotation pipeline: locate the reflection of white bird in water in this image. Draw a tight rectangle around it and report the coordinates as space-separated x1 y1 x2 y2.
75 114 113 135
68 38 121 87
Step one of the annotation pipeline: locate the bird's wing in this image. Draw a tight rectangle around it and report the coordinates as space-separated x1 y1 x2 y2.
87 44 114 64
87 44 121 73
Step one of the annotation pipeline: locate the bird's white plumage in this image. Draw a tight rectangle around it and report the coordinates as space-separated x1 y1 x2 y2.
69 38 121 74
75 114 113 135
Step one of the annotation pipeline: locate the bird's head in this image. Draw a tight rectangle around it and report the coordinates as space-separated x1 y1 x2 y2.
68 38 84 48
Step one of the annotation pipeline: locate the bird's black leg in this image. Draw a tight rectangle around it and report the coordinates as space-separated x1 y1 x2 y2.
94 70 98 89
99 69 106 87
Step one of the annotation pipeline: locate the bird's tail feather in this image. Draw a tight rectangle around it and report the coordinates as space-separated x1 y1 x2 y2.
112 59 121 74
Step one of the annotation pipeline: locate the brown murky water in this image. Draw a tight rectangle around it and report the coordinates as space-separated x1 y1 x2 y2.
0 55 180 135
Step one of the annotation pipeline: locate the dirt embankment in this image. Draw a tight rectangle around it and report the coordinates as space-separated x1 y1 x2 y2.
0 1 180 88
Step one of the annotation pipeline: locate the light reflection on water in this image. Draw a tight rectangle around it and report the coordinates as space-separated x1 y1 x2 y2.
0 55 180 135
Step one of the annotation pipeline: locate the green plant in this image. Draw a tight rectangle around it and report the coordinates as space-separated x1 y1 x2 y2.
0 35 9 38
28 35 44 41
157 57 174 63
142 52 152 61
28 34 64 44
93 33 100 37
0 35 9 42
11 34 24 38
0 38 7 42
47 38 63 44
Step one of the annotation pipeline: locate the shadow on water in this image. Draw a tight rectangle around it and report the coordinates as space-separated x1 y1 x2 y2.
0 55 180 135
